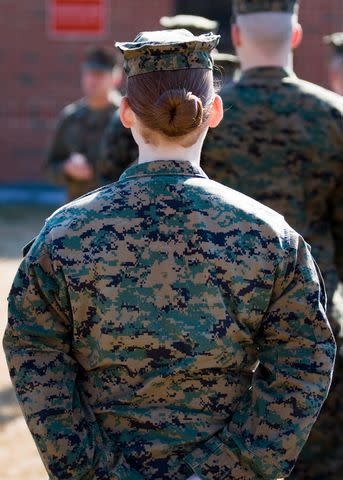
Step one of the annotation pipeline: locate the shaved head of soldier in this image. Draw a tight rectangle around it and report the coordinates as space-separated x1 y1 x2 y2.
232 11 303 71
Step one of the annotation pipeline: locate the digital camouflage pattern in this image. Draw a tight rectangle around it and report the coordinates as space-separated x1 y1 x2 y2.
115 30 220 78
289 351 343 480
201 66 343 480
233 0 299 15
46 98 119 200
3 159 335 480
202 67 343 332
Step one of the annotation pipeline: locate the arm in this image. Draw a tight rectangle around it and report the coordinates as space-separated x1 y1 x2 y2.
330 101 343 284
180 234 336 480
2 229 143 480
330 159 343 283
45 113 71 185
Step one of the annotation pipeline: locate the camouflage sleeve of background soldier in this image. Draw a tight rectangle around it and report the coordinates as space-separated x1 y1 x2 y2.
329 126 343 283
181 233 336 480
44 111 72 185
2 225 144 480
98 110 138 185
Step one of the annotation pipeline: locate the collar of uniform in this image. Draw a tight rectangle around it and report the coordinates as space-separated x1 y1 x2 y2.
239 66 297 84
119 159 209 181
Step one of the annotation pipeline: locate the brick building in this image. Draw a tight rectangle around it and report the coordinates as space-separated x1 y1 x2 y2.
1 0 342 187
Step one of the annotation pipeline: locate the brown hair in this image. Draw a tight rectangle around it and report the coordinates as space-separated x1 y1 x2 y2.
126 69 218 143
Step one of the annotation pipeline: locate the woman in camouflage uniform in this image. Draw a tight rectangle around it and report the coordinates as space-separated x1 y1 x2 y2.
3 29 335 480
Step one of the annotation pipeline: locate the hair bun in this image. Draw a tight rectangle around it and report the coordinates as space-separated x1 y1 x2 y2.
154 89 204 137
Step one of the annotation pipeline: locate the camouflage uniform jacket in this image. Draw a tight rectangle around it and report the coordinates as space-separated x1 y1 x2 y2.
202 67 343 318
46 98 119 200
3 160 335 480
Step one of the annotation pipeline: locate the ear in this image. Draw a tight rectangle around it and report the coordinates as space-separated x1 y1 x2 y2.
231 23 241 49
119 96 135 128
208 94 223 129
291 23 303 50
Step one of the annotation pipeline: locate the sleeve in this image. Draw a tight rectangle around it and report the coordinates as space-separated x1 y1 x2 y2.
2 231 144 480
326 100 343 283
330 155 343 283
180 234 336 480
98 110 138 184
45 113 71 185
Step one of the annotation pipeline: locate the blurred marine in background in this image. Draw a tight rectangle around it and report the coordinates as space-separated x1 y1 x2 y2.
46 46 121 201
201 1 343 477
324 32 343 95
100 15 240 184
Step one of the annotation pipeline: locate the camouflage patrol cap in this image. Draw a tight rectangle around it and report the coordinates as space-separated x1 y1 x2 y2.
233 0 299 15
324 32 343 55
159 15 219 36
115 29 220 78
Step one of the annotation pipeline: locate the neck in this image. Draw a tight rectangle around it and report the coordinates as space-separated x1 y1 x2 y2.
238 49 293 72
135 129 207 166
86 94 111 110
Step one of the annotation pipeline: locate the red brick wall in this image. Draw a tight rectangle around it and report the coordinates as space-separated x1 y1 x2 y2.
1 0 342 184
0 0 174 183
295 0 343 87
